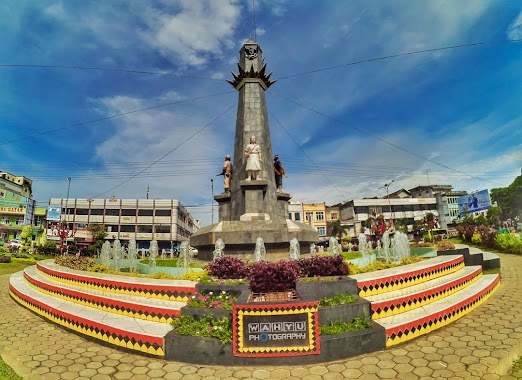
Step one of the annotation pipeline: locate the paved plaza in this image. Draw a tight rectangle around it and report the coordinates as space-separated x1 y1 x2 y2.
1 252 521 380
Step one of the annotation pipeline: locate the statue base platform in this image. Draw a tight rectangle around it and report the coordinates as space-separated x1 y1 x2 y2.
190 219 319 261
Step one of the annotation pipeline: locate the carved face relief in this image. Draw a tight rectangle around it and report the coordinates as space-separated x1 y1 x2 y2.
245 46 258 60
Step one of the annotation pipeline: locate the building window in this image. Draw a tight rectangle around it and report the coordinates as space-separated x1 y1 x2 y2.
355 206 370 214
305 212 313 221
90 209 104 215
155 225 171 233
330 212 337 220
105 209 119 216
76 208 89 215
315 212 324 220
138 209 153 216
137 225 153 233
294 212 301 221
16 218 24 225
121 209 136 216
2 217 10 224
317 226 326 236
120 225 135 233
106 225 119 232
155 209 171 217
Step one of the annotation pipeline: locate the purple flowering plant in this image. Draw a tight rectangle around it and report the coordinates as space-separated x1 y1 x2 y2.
186 290 237 311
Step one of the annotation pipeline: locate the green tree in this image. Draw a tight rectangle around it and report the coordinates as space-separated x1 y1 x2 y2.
486 206 502 226
20 225 33 253
87 224 107 256
329 219 349 240
491 175 522 220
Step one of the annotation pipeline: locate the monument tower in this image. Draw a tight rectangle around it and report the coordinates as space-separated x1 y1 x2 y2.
191 39 318 260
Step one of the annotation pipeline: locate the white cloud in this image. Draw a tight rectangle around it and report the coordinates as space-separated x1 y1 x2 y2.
507 9 522 39
143 0 241 66
44 2 66 18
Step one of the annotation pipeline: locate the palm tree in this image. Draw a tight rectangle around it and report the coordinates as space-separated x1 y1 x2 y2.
329 219 348 240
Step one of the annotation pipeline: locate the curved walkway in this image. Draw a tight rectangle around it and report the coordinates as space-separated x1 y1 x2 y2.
1 252 521 380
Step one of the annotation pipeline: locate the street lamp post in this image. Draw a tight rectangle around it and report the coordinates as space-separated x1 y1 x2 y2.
211 178 214 224
64 177 72 254
384 179 395 222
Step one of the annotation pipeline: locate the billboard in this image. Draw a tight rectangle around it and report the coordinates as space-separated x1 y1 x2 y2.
458 190 491 215
47 205 62 221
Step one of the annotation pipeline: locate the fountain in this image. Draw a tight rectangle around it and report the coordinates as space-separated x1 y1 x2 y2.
100 241 111 268
112 240 123 271
357 233 373 266
149 240 158 267
380 232 391 261
289 238 300 260
254 237 266 262
177 241 193 272
327 237 341 256
310 243 316 255
127 239 138 273
213 238 225 260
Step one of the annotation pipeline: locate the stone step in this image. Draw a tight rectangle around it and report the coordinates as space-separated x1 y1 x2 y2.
350 255 464 296
9 270 170 357
25 265 185 323
376 274 500 347
36 260 196 302
365 265 483 319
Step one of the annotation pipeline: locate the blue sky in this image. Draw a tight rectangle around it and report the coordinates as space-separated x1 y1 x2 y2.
1 0 521 226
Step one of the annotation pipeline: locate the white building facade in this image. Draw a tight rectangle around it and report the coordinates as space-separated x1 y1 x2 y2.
47 197 199 249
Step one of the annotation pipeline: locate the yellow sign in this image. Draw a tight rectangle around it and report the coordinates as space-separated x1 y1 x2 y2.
0 206 26 214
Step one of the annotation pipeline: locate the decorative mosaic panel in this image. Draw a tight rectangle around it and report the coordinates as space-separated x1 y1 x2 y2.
232 301 320 357
371 266 482 319
37 262 194 302
9 284 165 356
357 256 464 297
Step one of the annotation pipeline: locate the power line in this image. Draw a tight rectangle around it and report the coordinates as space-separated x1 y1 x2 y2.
0 64 223 81
91 103 236 198
0 91 235 146
277 38 522 80
271 92 505 187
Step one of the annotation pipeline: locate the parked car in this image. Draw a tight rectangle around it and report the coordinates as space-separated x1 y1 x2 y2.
6 239 22 248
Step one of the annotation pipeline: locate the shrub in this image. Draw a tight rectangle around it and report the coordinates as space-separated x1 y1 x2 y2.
0 255 12 263
319 293 357 307
320 317 373 335
477 225 498 248
471 233 482 245
55 256 94 271
436 240 455 251
205 256 247 279
495 234 522 255
247 260 300 293
35 242 59 256
171 314 232 344
298 255 349 277
187 291 236 311
10 251 32 259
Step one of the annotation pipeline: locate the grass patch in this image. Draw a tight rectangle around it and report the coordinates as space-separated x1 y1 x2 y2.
319 293 357 307
139 259 202 268
320 317 373 335
0 258 40 276
511 355 522 377
482 268 501 275
410 247 435 256
0 356 22 380
341 251 362 260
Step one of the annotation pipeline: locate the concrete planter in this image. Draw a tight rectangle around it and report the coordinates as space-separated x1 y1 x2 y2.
195 282 249 298
318 298 371 325
296 276 359 300
437 247 483 266
165 323 386 365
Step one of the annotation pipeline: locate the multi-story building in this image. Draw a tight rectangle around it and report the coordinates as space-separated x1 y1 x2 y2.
288 201 303 222
340 197 439 236
0 171 35 242
47 197 200 249
326 203 341 236
409 185 467 227
302 202 327 238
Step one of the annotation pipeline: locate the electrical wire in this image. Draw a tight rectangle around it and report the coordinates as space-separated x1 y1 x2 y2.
90 103 236 198
277 38 522 80
270 92 506 187
0 91 235 146
0 64 223 81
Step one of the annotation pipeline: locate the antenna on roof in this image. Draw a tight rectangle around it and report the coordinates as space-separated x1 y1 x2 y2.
252 0 257 41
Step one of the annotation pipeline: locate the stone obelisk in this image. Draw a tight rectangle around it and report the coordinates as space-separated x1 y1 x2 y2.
191 39 318 260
